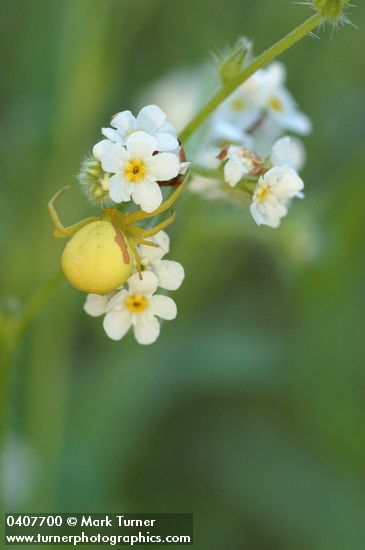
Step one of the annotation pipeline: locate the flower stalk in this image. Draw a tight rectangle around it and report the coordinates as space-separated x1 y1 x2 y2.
179 13 321 143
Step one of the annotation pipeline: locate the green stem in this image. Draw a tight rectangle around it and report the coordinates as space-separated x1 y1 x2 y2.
180 13 321 143
14 270 63 338
0 271 63 449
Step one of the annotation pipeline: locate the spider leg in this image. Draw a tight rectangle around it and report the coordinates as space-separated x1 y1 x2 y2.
124 174 188 225
129 211 176 239
132 237 159 247
48 186 99 238
129 238 142 277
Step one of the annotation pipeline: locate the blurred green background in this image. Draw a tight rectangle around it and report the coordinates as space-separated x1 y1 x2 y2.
1 0 365 548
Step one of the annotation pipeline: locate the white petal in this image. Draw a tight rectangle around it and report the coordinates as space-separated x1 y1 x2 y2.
149 152 179 181
136 104 166 132
160 120 177 136
278 111 312 135
131 180 163 213
92 139 111 162
153 230 170 254
139 230 169 263
154 131 179 152
101 127 124 144
133 313 160 345
103 309 132 340
265 61 286 88
99 141 128 173
128 271 158 295
111 110 136 133
250 202 265 226
150 295 177 320
84 294 109 317
224 158 245 187
154 260 185 291
139 244 165 263
109 174 133 203
211 119 246 144
126 131 157 158
271 136 306 172
264 166 304 197
250 201 282 228
105 289 127 312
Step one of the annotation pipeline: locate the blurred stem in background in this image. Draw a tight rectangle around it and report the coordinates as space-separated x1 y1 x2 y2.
0 271 62 441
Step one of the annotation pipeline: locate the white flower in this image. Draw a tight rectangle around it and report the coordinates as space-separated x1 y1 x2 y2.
94 131 180 212
258 62 312 136
223 146 258 186
102 271 177 345
270 136 306 172
102 104 179 152
250 165 304 228
138 231 185 291
207 62 312 156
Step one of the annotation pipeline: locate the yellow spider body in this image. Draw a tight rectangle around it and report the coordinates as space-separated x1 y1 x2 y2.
48 182 186 295
61 220 132 294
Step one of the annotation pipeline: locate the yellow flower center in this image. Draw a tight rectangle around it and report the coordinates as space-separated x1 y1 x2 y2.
125 294 149 313
256 184 270 202
230 98 247 112
124 159 146 183
268 96 283 112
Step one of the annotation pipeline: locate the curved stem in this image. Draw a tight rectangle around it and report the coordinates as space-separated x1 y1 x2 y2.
179 13 321 143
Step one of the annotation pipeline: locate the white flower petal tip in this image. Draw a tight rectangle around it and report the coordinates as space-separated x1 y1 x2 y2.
271 136 306 172
84 294 109 317
155 260 185 291
133 315 160 345
128 271 159 295
137 104 166 131
103 309 132 341
224 158 245 187
151 295 177 320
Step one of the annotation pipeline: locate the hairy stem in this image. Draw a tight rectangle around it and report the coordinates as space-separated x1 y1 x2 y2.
179 13 321 143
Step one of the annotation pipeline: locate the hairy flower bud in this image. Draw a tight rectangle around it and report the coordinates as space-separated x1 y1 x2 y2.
313 0 347 19
78 156 112 206
218 37 252 84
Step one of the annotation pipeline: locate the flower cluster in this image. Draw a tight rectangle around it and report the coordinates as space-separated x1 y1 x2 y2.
50 51 314 346
210 61 311 154
80 105 187 213
223 137 304 228
84 231 184 345
189 61 310 228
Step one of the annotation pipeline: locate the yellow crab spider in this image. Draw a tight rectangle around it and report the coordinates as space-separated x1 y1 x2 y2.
48 180 186 295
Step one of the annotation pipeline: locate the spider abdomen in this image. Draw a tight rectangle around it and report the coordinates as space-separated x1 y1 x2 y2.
61 220 132 295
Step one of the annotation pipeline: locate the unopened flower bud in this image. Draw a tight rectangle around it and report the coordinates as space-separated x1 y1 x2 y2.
78 156 112 206
313 0 347 19
218 37 252 84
